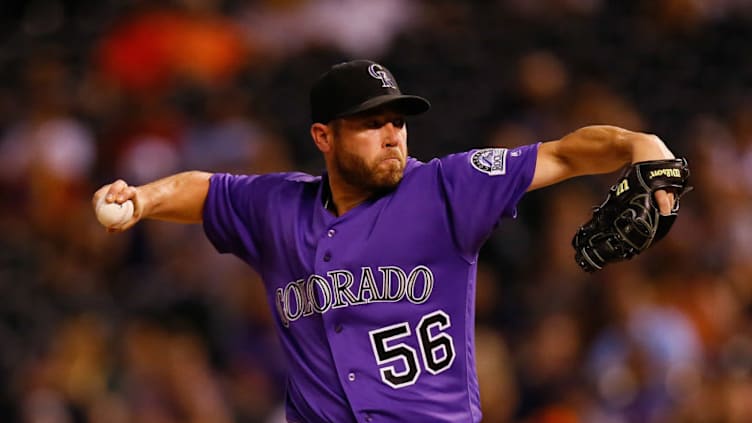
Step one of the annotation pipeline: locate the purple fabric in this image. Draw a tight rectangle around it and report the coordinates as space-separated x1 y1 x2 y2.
203 144 538 422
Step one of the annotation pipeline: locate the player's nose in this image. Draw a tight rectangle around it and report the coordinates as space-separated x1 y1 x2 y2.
382 123 402 147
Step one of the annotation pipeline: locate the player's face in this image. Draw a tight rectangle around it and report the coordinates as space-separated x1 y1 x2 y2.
331 109 408 192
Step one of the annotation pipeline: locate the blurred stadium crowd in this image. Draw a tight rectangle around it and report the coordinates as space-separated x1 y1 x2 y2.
1 0 751 422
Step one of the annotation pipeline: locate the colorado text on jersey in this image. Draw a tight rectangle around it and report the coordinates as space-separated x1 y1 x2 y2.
275 265 435 327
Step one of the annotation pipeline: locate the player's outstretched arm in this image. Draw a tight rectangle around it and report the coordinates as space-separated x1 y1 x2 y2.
528 125 676 213
92 171 213 232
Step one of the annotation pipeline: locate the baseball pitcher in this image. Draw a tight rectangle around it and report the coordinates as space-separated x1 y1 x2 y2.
93 60 689 422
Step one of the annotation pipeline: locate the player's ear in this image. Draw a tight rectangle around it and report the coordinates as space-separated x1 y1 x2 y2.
311 122 332 153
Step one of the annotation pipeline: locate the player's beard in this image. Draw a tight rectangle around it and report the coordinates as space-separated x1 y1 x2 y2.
332 144 405 194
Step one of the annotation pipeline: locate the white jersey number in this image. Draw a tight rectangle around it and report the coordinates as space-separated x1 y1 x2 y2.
368 310 456 389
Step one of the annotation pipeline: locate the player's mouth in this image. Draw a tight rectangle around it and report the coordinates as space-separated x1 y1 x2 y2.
380 155 403 165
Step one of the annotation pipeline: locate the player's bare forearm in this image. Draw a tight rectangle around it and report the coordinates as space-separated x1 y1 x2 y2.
528 125 675 191
137 171 212 223
93 171 212 231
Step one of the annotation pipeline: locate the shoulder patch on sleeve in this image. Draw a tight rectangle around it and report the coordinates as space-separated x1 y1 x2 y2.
470 148 508 176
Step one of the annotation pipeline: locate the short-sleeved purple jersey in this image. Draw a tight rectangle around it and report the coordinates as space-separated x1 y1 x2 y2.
203 144 539 422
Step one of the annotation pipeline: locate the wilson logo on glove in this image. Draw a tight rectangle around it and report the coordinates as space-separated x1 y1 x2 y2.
616 179 630 196
649 168 682 179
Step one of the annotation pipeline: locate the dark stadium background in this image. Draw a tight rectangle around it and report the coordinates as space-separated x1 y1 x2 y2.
1 1 750 422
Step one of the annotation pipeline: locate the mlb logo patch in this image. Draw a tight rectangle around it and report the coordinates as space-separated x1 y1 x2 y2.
470 148 508 176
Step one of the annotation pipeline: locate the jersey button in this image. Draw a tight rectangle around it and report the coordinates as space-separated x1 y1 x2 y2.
334 324 342 333
347 372 356 381
327 228 336 237
323 252 332 262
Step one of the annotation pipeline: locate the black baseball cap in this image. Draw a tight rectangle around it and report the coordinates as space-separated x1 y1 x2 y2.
310 60 431 124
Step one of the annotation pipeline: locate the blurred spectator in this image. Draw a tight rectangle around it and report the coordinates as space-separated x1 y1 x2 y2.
584 268 703 423
177 83 292 174
0 53 96 239
238 0 423 60
97 3 248 94
475 327 519 423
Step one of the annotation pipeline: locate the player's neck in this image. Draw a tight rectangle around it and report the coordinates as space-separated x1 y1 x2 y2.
325 174 373 217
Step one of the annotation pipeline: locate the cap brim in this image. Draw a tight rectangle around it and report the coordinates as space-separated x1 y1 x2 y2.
335 94 431 119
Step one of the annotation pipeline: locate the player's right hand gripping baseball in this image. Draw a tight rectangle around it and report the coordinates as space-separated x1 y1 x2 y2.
92 180 143 232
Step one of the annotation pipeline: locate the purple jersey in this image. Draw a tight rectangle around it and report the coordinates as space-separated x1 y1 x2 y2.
203 144 538 422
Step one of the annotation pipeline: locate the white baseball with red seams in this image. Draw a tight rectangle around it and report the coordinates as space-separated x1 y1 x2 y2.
96 197 134 227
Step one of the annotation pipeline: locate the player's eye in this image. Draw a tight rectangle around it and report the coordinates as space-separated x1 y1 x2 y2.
366 119 383 129
392 118 405 129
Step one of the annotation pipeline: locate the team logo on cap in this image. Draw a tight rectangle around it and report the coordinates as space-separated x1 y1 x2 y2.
368 64 397 88
470 148 508 176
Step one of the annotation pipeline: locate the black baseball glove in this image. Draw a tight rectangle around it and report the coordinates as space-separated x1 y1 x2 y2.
572 158 691 272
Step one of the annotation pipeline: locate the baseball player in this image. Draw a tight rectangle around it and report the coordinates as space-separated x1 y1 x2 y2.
93 60 682 422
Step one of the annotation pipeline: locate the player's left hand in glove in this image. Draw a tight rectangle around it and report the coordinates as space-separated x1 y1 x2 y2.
572 158 692 272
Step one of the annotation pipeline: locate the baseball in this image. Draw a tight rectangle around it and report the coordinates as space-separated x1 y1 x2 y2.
96 197 134 227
